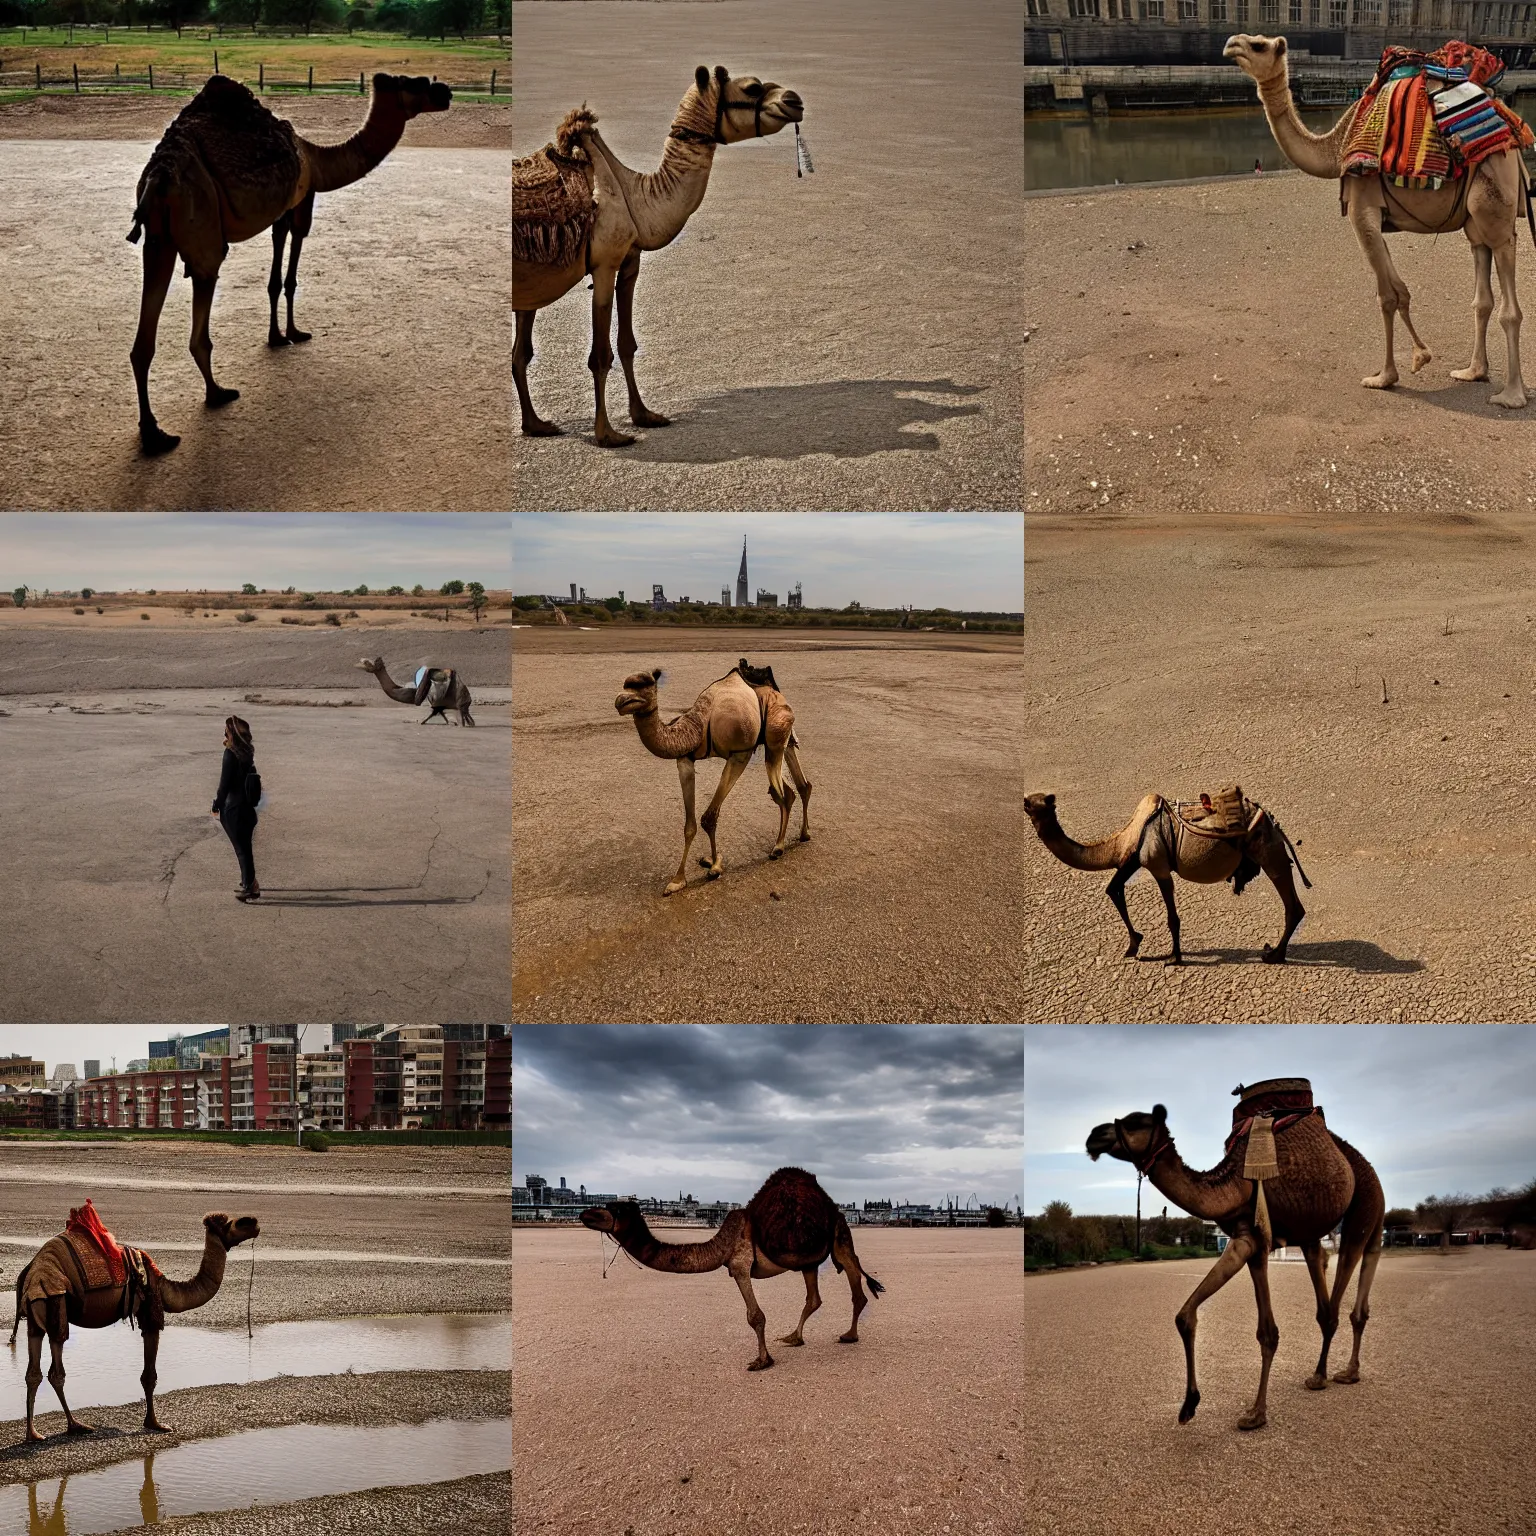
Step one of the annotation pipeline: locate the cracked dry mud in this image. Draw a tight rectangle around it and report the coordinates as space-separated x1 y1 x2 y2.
1024 174 1536 1021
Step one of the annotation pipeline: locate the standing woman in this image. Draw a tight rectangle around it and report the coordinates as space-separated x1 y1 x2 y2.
212 715 262 901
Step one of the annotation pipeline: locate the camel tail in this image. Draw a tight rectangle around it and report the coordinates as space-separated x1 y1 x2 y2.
865 1272 885 1298
126 212 143 245
1276 820 1313 890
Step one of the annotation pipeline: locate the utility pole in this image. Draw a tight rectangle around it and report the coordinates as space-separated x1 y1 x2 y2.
1135 1171 1143 1259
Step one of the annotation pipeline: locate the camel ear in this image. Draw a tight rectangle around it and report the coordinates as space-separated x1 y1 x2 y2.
715 64 730 88
1152 1104 1168 1124
695 65 710 93
1274 36 1287 57
651 668 663 683
1044 792 1056 809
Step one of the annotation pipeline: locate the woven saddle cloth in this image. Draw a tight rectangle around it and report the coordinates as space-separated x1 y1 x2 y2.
512 145 596 268
1173 785 1261 842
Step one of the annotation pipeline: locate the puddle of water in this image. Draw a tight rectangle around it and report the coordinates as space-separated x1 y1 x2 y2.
0 1416 509 1534
0 1314 509 1424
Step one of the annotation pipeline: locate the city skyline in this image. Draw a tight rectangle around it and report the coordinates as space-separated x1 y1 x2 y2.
513 1024 1023 1207
511 513 1024 612
0 1025 332 1075
1025 1025 1536 1216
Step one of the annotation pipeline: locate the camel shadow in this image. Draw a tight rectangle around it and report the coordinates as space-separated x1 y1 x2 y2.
253 886 482 908
1162 940 1424 974
0 1426 131 1461
1396 379 1536 422
620 378 985 462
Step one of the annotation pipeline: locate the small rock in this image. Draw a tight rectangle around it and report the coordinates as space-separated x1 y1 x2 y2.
770 891 781 901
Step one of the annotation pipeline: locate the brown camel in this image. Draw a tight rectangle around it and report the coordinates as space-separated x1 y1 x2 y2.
513 66 805 446
128 72 452 455
616 659 811 895
10 1208 260 1442
357 657 474 725
1024 788 1310 965
580 1167 882 1371
1086 1081 1384 1431
1227 34 1532 407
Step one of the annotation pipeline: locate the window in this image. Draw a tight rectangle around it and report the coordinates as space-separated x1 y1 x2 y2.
1290 0 1302 19
1310 0 1322 19
1211 0 1227 17
1139 0 1166 16
1388 0 1410 21
1070 0 1101 14
1026 0 1049 14
1179 0 1198 15
1261 0 1278 20
1234 0 1248 21
1330 0 1348 21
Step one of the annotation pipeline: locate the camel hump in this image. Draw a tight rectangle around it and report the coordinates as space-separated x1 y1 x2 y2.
514 120 597 268
553 105 599 158
735 658 779 690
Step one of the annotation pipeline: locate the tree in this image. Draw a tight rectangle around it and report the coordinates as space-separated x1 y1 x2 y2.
440 579 465 596
434 0 481 39
1383 1207 1415 1229
603 596 625 614
242 583 257 594
513 594 542 611
466 581 487 624
80 588 93 600
11 587 26 609
355 583 369 597
411 583 425 596
1417 1192 1476 1252
387 585 405 596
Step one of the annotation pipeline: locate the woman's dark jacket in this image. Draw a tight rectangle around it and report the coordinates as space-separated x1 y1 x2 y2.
212 748 258 825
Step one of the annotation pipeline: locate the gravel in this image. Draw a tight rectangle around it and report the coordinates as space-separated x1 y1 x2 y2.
1023 1248 1536 1535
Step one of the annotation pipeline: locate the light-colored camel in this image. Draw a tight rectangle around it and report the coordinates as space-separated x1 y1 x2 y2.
1024 789 1310 964
513 65 805 446
580 1167 882 1371
1086 1093 1384 1430
10 1209 260 1442
128 72 452 455
616 660 811 895
1226 34 1531 407
357 656 474 725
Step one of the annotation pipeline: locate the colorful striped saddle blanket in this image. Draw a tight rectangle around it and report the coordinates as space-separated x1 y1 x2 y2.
1342 42 1533 188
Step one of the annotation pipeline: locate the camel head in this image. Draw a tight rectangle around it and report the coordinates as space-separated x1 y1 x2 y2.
373 72 453 118
1086 1105 1170 1167
204 1212 261 1250
615 668 662 719
689 64 804 144
357 657 383 675
580 1201 645 1243
1023 792 1058 831
1223 34 1288 87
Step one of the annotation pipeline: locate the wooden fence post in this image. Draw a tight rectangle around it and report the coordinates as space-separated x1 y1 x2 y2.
359 70 364 94
35 62 40 90
259 62 264 92
73 62 79 93
490 69 497 96
307 64 313 93
214 49 219 73
148 63 153 89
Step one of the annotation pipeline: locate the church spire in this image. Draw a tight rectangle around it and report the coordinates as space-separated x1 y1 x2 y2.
736 537 749 608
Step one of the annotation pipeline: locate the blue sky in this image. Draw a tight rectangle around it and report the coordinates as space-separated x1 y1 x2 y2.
0 514 511 592
510 513 1023 611
1025 1026 1536 1216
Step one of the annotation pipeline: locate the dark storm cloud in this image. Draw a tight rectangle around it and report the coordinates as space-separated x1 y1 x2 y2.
1025 1025 1536 1215
513 1025 1023 1207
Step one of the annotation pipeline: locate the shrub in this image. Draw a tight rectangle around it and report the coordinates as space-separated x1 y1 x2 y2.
80 588 93 600
96 607 104 615
440 579 465 596
73 608 84 616
387 585 405 596
301 1130 330 1152
11 588 25 609
242 583 257 595
140 613 151 620
346 610 359 619
236 611 257 624
324 613 342 627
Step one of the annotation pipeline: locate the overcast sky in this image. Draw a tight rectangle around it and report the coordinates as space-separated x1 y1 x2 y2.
513 1025 1023 1207
510 514 1023 612
0 1026 328 1072
1025 1026 1536 1216
0 514 511 592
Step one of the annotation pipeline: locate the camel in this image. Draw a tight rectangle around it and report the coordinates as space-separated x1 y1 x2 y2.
358 657 474 725
1024 788 1310 965
1226 34 1533 407
513 65 805 446
1086 1083 1384 1431
580 1167 882 1371
10 1205 260 1442
615 659 811 894
128 72 452 455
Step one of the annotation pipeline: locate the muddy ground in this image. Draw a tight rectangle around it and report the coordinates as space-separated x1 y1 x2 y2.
511 0 1022 511
1024 173 1536 1021
514 1225 1021 1535
0 94 508 511
512 627 1027 1021
1024 1248 1535 1535
0 627 510 1025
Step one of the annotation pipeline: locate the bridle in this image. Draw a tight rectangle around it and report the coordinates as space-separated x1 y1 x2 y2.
669 81 772 145
1113 1115 1173 1176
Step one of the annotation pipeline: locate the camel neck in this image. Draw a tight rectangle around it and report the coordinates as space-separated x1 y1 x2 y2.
1142 1137 1248 1223
1031 810 1126 873
632 704 704 760
1256 70 1353 179
302 99 408 195
158 1231 229 1315
584 122 715 252
625 1214 733 1274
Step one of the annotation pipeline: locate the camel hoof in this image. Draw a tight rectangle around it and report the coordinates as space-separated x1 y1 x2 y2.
704 866 723 881
768 847 784 860
267 332 292 349
1304 1373 1328 1391
1491 388 1528 409
287 328 312 345
205 386 240 410
66 1421 95 1435
1261 945 1287 965
1361 372 1398 390
662 880 685 896
837 1333 859 1344
1177 1391 1199 1424
1123 933 1143 960
747 1356 774 1371
1410 348 1432 373
799 831 811 843
1164 955 1183 968
522 419 564 437
631 410 670 427
143 1420 170 1434
23 1431 45 1445
140 424 180 456
1332 1368 1360 1385
1450 365 1488 382
595 430 637 448
1237 1412 1267 1431
777 1336 805 1346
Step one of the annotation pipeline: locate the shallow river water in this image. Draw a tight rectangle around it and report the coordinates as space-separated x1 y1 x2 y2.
0 1416 510 1534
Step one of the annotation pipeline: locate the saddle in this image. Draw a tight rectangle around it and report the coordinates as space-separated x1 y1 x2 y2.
512 142 596 269
1225 1080 1322 1251
1172 785 1261 842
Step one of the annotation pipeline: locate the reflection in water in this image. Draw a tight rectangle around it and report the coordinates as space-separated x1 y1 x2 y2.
1026 97 1536 191
7 1418 510 1535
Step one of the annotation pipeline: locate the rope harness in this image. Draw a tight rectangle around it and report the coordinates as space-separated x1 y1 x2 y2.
668 79 770 146
245 1234 257 1340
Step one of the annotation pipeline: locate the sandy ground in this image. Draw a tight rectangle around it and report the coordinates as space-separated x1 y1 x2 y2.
512 627 1027 1021
514 1226 1021 1535
0 106 509 511
1023 1248 1536 1535
1023 173 1536 1021
511 0 1022 511
0 603 514 632
0 628 510 1025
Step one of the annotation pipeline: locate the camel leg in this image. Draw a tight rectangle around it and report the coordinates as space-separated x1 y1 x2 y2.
281 192 314 344
1173 1233 1256 1425
1106 857 1143 959
514 309 563 436
698 751 752 880
130 233 181 456
1334 1242 1382 1384
1488 236 1527 409
24 1317 46 1442
785 742 812 842
588 267 635 448
1154 873 1182 965
616 247 669 428
188 275 239 411
266 213 292 347
765 746 792 858
778 1268 821 1345
832 1223 873 1343
1239 1247 1280 1431
1348 200 1431 388
1257 836 1305 964
728 1263 773 1371
141 1327 168 1432
1451 243 1495 383
1301 1239 1337 1389
664 757 698 896
39 1295 91 1437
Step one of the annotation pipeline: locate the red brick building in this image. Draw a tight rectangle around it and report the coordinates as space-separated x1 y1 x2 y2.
76 1070 212 1130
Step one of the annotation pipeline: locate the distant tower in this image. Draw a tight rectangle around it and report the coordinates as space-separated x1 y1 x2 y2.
736 538 748 608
